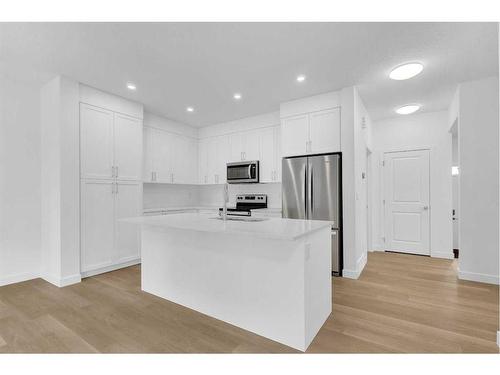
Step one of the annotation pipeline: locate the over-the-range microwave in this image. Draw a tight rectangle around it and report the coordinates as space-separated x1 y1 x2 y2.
226 160 259 184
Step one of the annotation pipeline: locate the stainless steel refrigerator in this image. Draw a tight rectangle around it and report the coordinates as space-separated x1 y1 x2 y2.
282 154 342 276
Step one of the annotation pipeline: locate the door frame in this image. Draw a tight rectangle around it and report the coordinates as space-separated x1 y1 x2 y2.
382 147 431 255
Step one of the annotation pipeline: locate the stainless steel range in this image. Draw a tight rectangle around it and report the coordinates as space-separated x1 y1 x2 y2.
218 194 267 217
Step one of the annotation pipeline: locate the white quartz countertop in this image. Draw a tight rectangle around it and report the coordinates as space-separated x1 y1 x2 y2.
143 206 219 213
123 213 330 241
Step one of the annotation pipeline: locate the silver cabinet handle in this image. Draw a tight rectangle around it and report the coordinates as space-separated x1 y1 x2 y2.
111 166 115 177
115 183 118 194
171 173 174 183
115 166 119 178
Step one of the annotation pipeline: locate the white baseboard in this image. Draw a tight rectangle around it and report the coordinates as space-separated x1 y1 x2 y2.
42 273 82 287
81 258 141 278
343 252 367 279
458 269 499 285
0 271 39 287
431 251 454 260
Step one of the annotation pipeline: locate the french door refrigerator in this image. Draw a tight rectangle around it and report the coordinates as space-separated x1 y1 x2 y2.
282 153 342 276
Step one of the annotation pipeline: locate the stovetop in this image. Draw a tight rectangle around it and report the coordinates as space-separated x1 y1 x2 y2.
219 194 267 217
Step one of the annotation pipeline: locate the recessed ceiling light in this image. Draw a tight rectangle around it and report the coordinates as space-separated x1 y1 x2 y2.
389 63 423 80
395 104 421 115
186 107 194 113
296 75 306 83
126 82 137 90
233 93 242 100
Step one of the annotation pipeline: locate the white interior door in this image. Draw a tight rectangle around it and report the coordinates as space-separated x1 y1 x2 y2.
80 104 114 180
384 150 430 255
114 181 142 264
114 113 143 181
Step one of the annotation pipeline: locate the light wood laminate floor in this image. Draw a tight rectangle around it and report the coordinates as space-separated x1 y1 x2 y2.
0 252 498 353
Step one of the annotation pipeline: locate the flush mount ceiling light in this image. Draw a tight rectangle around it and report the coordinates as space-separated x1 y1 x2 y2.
296 74 306 83
126 82 137 90
395 104 421 115
389 63 423 80
186 107 194 113
233 93 242 100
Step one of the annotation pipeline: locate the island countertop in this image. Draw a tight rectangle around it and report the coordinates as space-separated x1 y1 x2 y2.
122 213 332 241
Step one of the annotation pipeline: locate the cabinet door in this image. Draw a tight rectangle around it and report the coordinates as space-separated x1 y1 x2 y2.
259 127 276 183
198 138 209 184
114 113 143 181
228 132 244 162
81 180 115 273
309 108 341 154
281 114 309 157
114 181 142 263
243 129 261 161
214 135 229 183
205 137 217 184
186 137 199 184
143 127 154 182
80 104 114 179
152 129 173 183
274 126 282 182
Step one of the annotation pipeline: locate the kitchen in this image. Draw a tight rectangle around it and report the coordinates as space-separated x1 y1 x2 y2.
0 21 499 357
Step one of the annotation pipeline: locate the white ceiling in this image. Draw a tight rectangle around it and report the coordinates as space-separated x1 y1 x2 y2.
0 23 497 126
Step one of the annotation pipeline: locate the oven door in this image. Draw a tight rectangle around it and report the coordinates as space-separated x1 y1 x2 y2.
227 161 259 183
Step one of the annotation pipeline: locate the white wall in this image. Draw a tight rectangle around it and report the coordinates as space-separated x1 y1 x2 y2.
0 71 42 285
370 111 453 259
457 76 499 284
143 184 200 209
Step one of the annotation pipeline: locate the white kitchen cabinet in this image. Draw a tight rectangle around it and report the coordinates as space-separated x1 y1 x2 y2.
81 103 143 181
281 114 309 157
114 113 143 181
144 127 198 184
281 108 341 157
309 108 341 154
80 104 114 180
114 181 142 264
198 137 209 184
228 129 260 162
81 179 142 276
80 180 116 273
259 126 281 183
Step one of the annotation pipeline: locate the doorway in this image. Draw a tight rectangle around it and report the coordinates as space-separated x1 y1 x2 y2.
450 120 459 258
383 149 431 256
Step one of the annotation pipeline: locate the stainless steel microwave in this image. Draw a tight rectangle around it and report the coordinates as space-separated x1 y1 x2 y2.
227 161 259 183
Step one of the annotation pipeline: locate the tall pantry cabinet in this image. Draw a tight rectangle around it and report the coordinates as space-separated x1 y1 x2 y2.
80 99 143 277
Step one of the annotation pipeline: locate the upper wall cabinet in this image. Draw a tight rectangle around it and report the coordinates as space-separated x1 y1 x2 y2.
281 107 341 157
143 126 198 184
80 103 143 181
199 125 281 184
228 129 260 162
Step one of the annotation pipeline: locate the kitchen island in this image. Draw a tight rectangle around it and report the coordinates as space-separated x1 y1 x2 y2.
123 213 332 351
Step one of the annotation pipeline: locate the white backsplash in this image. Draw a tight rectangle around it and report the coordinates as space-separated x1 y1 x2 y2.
143 182 282 209
143 183 199 209
198 183 282 208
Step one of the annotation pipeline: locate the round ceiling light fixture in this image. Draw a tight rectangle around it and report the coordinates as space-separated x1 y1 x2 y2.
296 74 306 83
126 82 137 90
389 63 424 80
186 106 194 113
233 93 242 100
395 104 421 115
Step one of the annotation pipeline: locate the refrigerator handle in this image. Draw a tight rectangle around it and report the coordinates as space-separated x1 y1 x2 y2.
304 164 307 218
310 166 313 216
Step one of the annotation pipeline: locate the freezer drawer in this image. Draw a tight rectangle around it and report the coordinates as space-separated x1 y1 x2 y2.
332 229 340 276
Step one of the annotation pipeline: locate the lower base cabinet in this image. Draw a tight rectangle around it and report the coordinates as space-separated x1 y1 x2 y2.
81 179 142 276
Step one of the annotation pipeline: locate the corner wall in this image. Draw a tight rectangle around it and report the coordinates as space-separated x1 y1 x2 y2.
458 76 499 284
0 70 42 286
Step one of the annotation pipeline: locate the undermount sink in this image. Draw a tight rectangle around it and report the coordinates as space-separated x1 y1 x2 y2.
211 216 269 222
